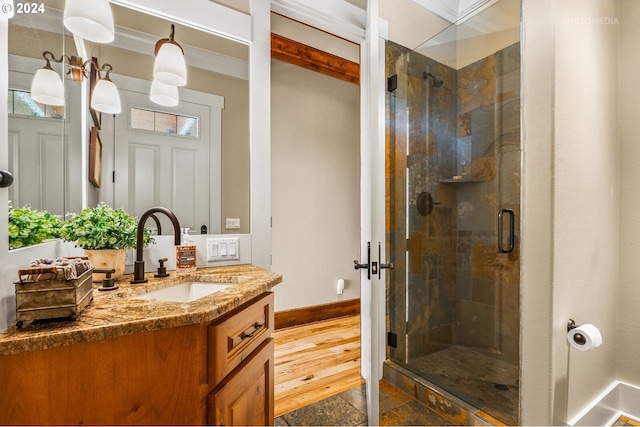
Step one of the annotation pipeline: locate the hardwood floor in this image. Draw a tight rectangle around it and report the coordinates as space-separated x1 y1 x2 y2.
273 315 363 418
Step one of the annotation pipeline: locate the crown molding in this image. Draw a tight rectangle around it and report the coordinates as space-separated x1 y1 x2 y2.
411 0 500 23
271 0 388 44
111 0 250 44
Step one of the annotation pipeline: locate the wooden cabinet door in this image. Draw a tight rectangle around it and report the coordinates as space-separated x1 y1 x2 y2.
208 338 274 426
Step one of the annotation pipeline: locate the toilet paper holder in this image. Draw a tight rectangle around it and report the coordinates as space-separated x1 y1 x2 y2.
567 319 587 346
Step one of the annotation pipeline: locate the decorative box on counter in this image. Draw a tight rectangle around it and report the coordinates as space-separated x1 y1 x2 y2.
14 257 94 328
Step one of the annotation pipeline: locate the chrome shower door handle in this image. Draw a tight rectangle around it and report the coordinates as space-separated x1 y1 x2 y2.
498 208 515 253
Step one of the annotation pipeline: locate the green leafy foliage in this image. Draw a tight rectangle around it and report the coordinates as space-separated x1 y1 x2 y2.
60 203 153 250
8 204 62 250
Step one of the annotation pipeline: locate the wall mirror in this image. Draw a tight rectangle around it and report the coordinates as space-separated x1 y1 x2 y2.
7 0 250 236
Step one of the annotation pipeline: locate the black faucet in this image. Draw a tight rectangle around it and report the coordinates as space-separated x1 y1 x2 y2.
131 207 181 284
148 214 162 235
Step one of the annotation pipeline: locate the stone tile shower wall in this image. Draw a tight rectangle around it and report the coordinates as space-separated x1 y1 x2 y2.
386 41 521 366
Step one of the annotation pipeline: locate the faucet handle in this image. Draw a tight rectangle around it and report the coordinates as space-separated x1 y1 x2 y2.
154 258 170 278
95 268 118 291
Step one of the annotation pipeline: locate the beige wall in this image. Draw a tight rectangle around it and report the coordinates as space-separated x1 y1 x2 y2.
553 0 619 422
270 16 361 312
8 25 69 58
618 0 640 386
271 59 361 312
520 0 556 421
522 0 621 424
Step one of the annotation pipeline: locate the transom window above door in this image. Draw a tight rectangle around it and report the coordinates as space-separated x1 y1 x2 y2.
130 106 199 138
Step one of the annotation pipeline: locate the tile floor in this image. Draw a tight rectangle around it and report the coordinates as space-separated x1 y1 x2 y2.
407 345 518 425
276 382 640 427
275 380 458 426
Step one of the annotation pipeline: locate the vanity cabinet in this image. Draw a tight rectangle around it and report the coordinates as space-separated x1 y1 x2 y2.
0 292 274 426
208 292 274 426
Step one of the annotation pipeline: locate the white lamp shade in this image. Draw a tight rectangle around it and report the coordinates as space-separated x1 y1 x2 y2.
91 79 121 114
63 0 114 43
30 68 65 106
153 43 187 86
150 79 179 107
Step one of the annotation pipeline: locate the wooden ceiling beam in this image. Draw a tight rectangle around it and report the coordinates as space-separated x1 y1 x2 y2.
271 33 360 85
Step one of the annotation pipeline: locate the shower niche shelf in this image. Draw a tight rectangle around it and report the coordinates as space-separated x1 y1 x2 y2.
439 178 485 184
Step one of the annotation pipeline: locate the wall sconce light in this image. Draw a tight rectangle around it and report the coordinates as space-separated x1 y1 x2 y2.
91 63 121 114
150 78 179 107
30 51 121 114
153 24 187 87
29 52 65 105
63 0 115 43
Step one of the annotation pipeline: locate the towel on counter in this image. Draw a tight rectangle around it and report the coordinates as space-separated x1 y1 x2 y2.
26 257 91 281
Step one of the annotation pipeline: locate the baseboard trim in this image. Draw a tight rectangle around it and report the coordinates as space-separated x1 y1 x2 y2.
569 381 640 426
274 299 360 330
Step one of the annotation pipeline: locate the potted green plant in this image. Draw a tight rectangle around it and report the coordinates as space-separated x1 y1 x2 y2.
60 203 153 282
8 204 62 250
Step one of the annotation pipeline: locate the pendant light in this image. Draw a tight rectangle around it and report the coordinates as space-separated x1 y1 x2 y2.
150 79 179 107
63 0 115 43
153 24 187 86
91 64 121 114
30 51 65 106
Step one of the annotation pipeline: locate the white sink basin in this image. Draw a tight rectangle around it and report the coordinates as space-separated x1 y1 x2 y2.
134 282 232 303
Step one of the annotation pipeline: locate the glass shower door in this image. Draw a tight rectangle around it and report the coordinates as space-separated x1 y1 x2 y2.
386 1 521 424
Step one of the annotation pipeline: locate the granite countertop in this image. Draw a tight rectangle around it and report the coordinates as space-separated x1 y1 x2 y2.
0 265 282 355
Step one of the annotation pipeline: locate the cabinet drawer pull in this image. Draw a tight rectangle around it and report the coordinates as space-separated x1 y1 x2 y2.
241 322 264 340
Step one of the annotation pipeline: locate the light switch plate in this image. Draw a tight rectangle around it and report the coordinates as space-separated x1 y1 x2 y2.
225 218 241 229
207 237 240 261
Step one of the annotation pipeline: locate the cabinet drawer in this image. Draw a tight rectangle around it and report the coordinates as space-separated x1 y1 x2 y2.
208 292 273 386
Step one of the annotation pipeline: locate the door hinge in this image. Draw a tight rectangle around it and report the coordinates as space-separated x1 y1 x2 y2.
112 171 115 183
387 331 398 348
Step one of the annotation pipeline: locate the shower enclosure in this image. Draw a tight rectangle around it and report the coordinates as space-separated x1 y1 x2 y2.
385 0 521 424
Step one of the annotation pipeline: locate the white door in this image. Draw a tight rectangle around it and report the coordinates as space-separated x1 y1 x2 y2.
358 1 386 424
7 63 83 217
8 116 65 215
110 89 212 234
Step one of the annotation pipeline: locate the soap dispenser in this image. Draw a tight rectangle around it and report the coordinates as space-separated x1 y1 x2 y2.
176 228 197 273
